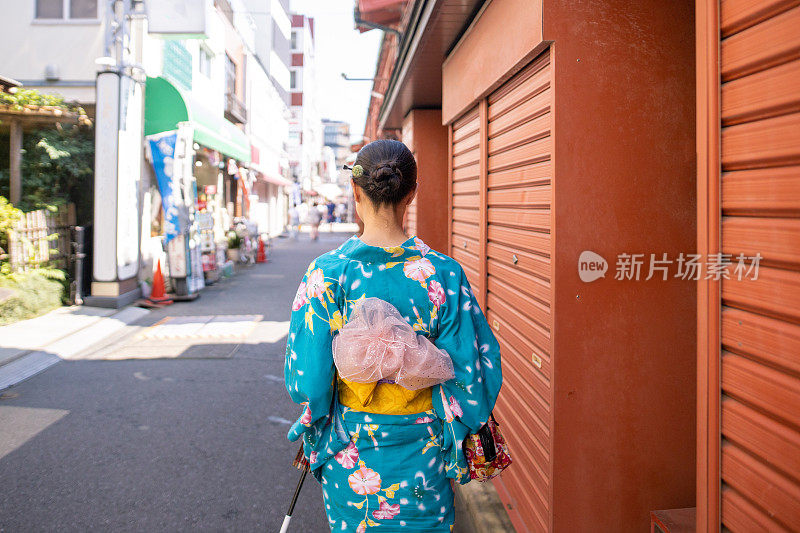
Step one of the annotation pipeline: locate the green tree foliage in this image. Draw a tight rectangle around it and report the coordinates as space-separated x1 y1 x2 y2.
0 195 22 259
0 124 94 221
0 196 67 322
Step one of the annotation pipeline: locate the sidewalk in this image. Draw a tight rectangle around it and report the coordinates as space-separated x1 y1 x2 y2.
0 305 150 391
454 481 515 533
294 221 359 234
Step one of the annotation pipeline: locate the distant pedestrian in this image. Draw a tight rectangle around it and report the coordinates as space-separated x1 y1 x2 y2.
284 139 503 531
307 201 322 240
288 205 300 239
326 201 336 231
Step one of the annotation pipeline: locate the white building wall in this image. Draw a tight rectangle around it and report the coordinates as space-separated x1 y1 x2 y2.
231 0 255 52
0 2 106 103
288 15 323 186
244 0 291 92
140 2 226 113
246 53 289 179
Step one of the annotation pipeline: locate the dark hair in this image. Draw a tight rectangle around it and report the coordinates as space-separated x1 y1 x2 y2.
352 139 417 206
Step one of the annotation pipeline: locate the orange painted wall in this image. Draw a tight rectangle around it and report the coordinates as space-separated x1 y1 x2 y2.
402 109 449 254
544 0 697 530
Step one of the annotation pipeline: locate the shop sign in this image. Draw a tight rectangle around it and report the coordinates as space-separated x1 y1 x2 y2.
147 131 184 244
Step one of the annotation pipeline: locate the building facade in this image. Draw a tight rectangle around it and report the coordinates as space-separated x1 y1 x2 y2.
0 0 292 303
288 13 323 191
360 0 800 531
246 51 291 237
365 2 695 530
0 0 107 111
322 119 351 169
244 0 292 103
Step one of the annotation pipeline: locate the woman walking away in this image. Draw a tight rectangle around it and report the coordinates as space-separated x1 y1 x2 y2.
284 139 502 532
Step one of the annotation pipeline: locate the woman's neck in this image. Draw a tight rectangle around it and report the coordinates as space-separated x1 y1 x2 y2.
359 213 408 248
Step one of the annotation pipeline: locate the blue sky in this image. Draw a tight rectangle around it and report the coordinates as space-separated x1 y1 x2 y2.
291 0 383 142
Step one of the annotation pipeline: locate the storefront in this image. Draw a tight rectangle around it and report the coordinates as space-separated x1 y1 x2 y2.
143 76 252 286
248 145 293 238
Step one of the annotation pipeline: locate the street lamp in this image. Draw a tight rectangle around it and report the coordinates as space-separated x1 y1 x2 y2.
340 73 389 82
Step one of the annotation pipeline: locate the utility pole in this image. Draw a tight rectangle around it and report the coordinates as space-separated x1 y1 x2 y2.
85 0 146 308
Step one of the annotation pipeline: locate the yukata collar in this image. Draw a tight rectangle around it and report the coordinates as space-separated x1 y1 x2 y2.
338 234 428 263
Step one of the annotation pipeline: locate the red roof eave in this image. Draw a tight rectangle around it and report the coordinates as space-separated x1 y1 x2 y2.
356 0 406 30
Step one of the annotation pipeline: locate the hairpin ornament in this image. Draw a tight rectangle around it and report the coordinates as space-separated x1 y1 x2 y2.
342 164 365 178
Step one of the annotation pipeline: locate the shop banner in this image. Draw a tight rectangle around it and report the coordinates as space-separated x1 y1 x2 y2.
147 131 183 244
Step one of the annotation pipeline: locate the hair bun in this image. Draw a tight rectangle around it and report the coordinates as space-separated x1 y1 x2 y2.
373 162 400 181
352 139 417 206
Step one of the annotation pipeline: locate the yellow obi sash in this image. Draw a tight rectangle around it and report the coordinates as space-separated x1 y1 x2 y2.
338 377 433 415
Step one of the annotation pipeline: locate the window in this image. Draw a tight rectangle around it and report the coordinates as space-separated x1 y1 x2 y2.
36 0 62 18
36 0 98 19
70 0 96 18
289 70 297 89
291 31 298 50
225 54 237 95
199 46 213 78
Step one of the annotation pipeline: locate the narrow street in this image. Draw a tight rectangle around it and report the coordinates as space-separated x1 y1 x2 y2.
0 234 349 532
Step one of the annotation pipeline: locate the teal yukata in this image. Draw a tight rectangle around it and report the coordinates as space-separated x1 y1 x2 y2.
284 235 503 532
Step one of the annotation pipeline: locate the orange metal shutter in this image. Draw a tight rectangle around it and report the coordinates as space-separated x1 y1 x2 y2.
486 51 553 532
449 105 483 296
715 2 800 530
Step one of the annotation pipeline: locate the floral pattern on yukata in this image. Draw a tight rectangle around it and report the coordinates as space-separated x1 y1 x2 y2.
321 409 454 532
284 235 503 530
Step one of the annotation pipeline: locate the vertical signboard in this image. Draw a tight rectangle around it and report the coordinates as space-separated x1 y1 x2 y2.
117 74 142 280
93 71 121 282
93 71 142 284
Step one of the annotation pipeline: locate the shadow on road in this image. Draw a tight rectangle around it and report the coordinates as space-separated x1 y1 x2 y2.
0 233 356 533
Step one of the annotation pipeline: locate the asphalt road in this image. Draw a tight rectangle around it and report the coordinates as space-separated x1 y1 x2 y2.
0 233 351 533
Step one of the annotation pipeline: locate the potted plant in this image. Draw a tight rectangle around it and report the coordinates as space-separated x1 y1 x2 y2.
226 231 242 262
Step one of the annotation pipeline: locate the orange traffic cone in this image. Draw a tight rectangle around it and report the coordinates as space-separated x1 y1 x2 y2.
149 259 173 305
256 238 267 263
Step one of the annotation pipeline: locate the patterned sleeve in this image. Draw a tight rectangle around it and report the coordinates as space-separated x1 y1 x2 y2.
432 265 503 483
284 260 344 453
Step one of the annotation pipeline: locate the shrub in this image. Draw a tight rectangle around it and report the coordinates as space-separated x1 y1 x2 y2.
0 196 22 258
0 269 65 325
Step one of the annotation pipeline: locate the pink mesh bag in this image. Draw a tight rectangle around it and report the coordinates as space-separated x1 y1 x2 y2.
332 297 455 390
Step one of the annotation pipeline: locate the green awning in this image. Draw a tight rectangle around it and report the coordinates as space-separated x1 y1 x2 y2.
144 76 250 162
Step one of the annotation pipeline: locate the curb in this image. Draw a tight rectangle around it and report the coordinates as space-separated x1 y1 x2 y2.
454 480 516 533
0 306 150 391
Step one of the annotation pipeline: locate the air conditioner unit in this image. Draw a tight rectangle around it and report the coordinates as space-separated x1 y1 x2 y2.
45 64 60 82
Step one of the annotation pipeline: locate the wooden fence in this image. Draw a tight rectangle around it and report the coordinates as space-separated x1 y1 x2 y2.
7 204 76 272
